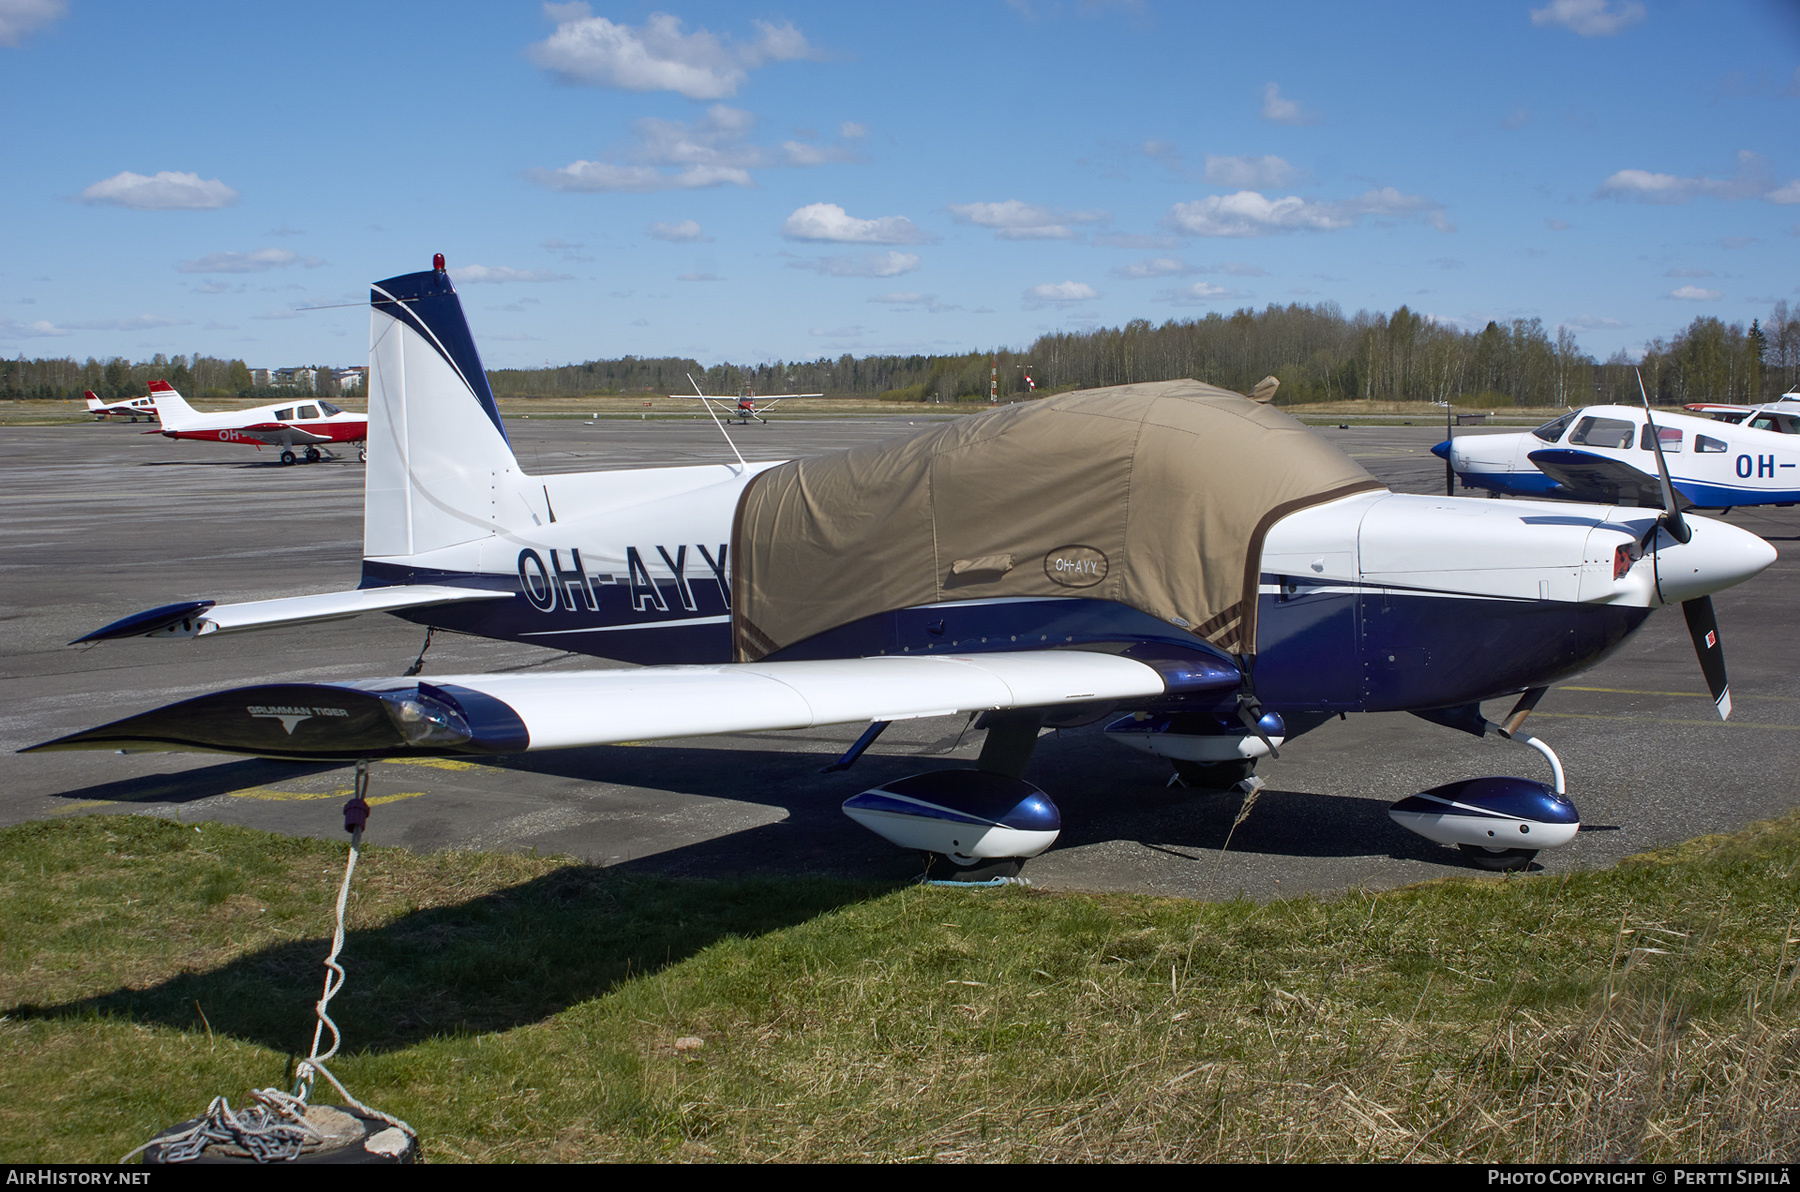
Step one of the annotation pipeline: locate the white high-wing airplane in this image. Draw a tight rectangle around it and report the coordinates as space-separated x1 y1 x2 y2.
1436 403 1800 510
85 389 159 422
149 381 369 465
25 256 1779 877
677 384 824 425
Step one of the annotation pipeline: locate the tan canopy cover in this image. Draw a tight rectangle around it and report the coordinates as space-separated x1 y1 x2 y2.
730 379 1381 662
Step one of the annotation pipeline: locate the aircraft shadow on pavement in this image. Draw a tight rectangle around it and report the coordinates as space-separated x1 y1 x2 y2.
44 758 342 807
8 862 895 1056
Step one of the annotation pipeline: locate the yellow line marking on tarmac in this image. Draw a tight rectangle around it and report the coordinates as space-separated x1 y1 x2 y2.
382 757 484 771
228 786 426 806
46 799 119 816
1533 711 1796 730
1562 685 1800 702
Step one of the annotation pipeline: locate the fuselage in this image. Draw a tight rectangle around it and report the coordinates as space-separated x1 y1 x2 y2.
158 397 368 447
1439 404 1800 507
366 465 1775 720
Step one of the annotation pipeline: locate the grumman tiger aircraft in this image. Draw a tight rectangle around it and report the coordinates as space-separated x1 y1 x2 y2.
23 256 1779 878
148 380 369 465
1434 402 1800 510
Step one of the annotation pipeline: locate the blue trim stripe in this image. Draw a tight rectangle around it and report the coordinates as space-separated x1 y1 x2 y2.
371 268 510 446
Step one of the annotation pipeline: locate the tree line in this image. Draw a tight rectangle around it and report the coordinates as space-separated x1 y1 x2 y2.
0 353 352 402
8 301 1797 409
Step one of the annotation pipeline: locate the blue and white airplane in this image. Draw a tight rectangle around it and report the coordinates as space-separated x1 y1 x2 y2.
1435 403 1800 510
24 256 1779 876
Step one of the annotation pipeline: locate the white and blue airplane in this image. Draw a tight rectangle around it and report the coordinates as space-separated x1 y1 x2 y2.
1435 403 1800 510
24 256 1779 877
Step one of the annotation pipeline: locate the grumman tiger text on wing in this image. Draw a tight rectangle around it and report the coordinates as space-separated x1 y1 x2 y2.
25 253 1777 880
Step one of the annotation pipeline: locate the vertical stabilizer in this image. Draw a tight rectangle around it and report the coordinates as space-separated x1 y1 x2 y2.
365 257 524 559
146 380 199 428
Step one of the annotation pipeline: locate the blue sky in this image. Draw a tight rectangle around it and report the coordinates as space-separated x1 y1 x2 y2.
2 0 1796 372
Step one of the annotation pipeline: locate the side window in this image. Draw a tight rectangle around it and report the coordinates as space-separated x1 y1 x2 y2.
1696 435 1728 453
1638 425 1682 453
1568 416 1635 449
1531 412 1577 443
1750 415 1776 431
298 405 320 420
274 407 294 420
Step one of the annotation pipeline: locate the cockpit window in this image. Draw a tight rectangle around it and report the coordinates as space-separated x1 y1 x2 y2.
1568 416 1635 450
1749 413 1800 434
319 401 342 416
1532 412 1577 443
1638 425 1682 453
298 405 320 420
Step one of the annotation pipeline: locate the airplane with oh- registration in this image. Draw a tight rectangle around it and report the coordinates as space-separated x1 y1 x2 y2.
24 254 1779 880
148 380 369 465
1436 402 1800 510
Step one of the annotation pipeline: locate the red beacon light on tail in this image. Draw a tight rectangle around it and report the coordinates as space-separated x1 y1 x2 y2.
433 253 445 272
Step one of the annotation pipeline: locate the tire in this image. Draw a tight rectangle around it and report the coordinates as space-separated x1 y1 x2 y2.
304 447 322 463
358 448 368 462
922 853 1024 882
1458 844 1538 872
1171 758 1256 789
279 450 297 466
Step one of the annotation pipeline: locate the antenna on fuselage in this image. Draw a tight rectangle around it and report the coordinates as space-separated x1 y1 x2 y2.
689 373 748 471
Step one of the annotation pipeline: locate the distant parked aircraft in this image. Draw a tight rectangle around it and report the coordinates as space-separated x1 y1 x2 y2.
85 390 159 422
148 380 368 464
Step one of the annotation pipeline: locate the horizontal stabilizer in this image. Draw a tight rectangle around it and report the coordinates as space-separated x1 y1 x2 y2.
24 650 1170 759
72 585 510 644
1526 448 1690 509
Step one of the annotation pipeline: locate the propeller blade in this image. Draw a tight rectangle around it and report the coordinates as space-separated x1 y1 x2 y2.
1682 595 1731 720
1636 369 1690 545
1445 400 1455 496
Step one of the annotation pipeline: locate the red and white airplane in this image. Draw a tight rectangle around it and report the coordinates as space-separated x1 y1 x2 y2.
676 382 823 424
85 390 159 422
148 380 369 464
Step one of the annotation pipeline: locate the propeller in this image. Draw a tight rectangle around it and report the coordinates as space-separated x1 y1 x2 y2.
1444 399 1455 496
1636 370 1731 719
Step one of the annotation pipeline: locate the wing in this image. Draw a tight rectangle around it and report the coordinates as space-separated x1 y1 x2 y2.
23 650 1182 760
1525 448 1690 509
71 585 512 644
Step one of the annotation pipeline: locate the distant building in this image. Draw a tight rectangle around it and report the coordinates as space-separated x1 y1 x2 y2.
249 367 364 392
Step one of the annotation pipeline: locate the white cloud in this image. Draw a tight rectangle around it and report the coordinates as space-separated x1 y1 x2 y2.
1220 262 1268 277
1022 281 1099 309
527 5 816 99
1565 315 1628 330
1597 150 1795 205
788 251 920 278
79 170 239 210
869 292 960 313
1666 267 1716 278
1164 187 1451 237
531 161 750 192
1112 257 1199 279
1260 83 1320 125
0 0 66 48
946 199 1109 240
0 311 194 340
178 248 320 274
840 122 868 139
782 202 933 244
452 265 574 284
1530 0 1645 37
1203 155 1300 188
1156 281 1242 306
532 105 857 193
1669 286 1723 301
647 219 708 243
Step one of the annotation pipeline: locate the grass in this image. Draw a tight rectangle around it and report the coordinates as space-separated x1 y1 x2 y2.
2 813 1798 1162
